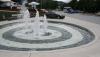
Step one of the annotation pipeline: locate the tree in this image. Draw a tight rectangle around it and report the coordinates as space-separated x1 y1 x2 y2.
37 0 58 9
68 0 100 13
95 0 100 11
68 0 78 9
78 0 98 13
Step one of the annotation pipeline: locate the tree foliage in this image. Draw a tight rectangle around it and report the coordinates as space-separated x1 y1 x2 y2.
69 0 100 13
68 0 78 9
37 0 58 9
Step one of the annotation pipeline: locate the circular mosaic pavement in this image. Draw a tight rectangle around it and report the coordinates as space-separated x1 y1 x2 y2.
0 21 95 51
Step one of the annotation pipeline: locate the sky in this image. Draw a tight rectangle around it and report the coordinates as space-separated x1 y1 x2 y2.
56 0 71 3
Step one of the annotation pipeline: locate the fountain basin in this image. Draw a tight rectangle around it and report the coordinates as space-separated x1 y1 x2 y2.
0 21 95 51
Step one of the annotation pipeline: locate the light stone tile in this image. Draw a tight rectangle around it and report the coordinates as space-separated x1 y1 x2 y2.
0 12 100 57
0 51 29 57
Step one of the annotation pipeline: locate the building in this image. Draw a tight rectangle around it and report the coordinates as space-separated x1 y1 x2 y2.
11 0 48 4
11 0 38 4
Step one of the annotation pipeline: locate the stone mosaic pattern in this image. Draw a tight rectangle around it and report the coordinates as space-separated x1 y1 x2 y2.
0 21 95 51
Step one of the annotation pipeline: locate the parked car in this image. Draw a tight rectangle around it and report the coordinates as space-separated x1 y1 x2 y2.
63 7 80 13
46 11 65 19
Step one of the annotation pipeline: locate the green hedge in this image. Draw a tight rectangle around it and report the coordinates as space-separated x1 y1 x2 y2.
0 11 18 21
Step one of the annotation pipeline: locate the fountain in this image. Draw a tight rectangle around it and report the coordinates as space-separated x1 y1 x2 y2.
19 0 48 38
0 0 95 51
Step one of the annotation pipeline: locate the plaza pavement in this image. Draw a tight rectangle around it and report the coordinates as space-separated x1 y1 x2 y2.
54 11 100 24
0 12 100 57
